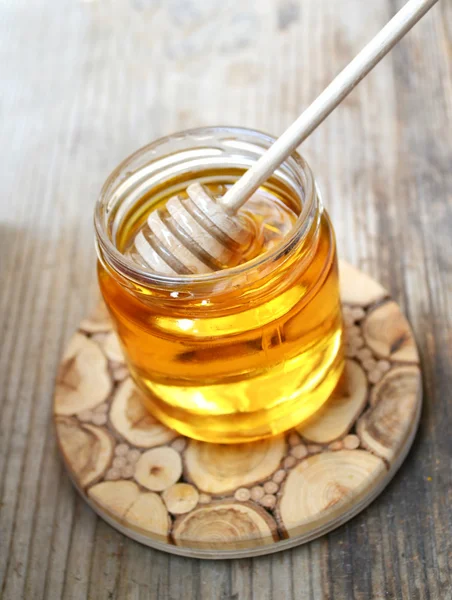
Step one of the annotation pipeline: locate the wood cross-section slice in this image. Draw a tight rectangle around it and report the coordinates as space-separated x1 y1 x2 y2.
54 333 112 416
357 366 421 461
297 360 367 443
110 378 177 448
172 500 279 549
339 261 387 306
79 300 112 333
134 447 182 491
362 301 419 363
125 492 171 538
99 331 124 363
88 480 170 540
89 479 139 516
162 483 199 515
56 416 114 487
277 450 385 537
184 437 286 495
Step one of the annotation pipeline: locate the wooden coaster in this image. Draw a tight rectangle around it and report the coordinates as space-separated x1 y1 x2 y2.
53 261 422 559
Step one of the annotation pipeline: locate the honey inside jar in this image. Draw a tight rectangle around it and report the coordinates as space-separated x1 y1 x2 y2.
95 128 344 443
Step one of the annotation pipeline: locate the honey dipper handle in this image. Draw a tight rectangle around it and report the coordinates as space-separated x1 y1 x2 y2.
219 0 440 215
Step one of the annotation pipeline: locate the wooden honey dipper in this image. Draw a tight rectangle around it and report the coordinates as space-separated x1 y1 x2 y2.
134 0 439 276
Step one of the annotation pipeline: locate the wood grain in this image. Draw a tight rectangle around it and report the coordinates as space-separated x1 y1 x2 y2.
0 0 451 598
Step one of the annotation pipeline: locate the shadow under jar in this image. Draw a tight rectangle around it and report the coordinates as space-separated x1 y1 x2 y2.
95 127 344 443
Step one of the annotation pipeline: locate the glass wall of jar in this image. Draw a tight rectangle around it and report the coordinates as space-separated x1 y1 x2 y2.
95 127 344 443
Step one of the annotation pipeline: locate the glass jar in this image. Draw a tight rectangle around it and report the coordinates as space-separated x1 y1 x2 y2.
95 127 344 443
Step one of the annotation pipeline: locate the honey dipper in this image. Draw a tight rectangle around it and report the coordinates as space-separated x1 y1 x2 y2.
134 0 439 276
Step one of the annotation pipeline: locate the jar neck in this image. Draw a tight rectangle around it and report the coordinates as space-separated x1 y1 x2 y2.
95 127 321 302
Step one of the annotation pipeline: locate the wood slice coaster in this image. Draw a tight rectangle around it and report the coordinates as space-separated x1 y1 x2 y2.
53 261 422 559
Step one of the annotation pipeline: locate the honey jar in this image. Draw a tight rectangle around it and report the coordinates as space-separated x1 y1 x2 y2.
95 127 344 443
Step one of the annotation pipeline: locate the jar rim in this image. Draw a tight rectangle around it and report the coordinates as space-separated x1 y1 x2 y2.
94 125 317 288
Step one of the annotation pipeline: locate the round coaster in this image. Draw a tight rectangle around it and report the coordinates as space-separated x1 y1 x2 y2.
53 261 421 559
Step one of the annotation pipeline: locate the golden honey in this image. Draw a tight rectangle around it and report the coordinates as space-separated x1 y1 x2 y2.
95 127 344 443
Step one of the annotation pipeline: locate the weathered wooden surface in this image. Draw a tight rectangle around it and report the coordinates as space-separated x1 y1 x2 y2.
0 0 451 598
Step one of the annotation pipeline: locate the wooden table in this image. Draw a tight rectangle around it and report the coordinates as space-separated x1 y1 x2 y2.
1 1 451 598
